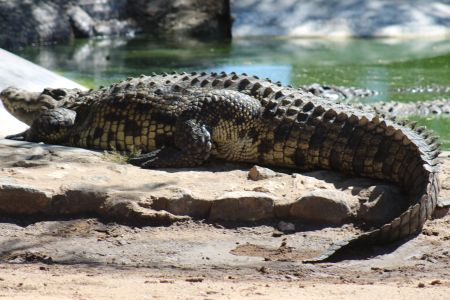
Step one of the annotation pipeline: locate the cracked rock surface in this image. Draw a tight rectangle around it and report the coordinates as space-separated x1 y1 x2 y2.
3 139 448 226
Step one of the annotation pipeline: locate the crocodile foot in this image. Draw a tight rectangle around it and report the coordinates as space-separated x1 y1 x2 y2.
5 131 27 140
128 146 208 168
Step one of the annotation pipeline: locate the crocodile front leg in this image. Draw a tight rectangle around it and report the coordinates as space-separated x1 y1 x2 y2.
7 108 76 144
129 118 212 168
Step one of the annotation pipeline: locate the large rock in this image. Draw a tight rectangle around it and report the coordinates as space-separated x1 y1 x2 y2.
0 0 231 49
248 165 278 181
289 190 357 225
232 0 450 38
210 191 277 221
0 1 73 49
127 0 231 39
1 139 448 226
354 185 406 226
67 5 96 38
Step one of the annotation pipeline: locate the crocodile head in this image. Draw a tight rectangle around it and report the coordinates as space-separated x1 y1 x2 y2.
0 87 72 125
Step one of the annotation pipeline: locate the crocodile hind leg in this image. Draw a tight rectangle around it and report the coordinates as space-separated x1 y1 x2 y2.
129 118 212 168
6 108 76 144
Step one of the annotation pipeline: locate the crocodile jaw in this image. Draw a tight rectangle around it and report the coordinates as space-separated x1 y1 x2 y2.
0 87 57 125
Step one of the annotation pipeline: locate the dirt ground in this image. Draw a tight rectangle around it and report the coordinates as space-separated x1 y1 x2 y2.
0 143 449 299
0 212 449 299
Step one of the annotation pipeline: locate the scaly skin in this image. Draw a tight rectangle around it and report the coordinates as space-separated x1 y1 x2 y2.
301 83 379 100
0 72 441 262
369 99 450 117
302 84 450 117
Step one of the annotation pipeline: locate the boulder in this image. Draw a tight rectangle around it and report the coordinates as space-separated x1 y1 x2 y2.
0 0 231 49
289 190 358 225
277 221 295 233
209 191 276 221
355 185 406 226
67 5 95 38
0 139 448 226
232 0 450 38
0 1 73 49
248 165 278 181
127 0 231 39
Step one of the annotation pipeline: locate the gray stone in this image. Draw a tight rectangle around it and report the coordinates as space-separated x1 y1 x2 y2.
355 185 407 226
0 183 54 215
67 5 95 38
232 0 450 38
0 1 73 49
150 188 211 218
277 221 295 232
51 184 109 215
437 198 450 208
93 20 136 36
1 138 448 227
127 0 231 39
0 0 230 49
210 191 276 221
100 193 190 225
289 190 356 225
432 206 449 219
248 165 277 181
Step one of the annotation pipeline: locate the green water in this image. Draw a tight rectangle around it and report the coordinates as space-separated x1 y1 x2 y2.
16 36 450 148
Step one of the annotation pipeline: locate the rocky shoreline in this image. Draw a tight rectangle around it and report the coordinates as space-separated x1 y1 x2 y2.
0 139 448 226
2 1 450 49
0 0 231 49
232 0 450 38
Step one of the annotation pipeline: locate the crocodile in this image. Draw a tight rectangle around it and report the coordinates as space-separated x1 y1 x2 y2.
0 72 441 263
369 99 450 117
301 83 379 101
302 83 450 116
302 84 450 116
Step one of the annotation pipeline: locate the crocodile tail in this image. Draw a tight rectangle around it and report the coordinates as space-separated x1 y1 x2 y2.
304 119 441 263
372 98 450 117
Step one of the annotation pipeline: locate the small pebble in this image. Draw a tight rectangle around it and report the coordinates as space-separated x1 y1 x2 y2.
185 277 204 283
278 221 295 233
430 280 441 285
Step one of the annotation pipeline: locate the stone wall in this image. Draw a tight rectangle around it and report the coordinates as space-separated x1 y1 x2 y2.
0 0 231 49
127 0 231 39
0 1 73 49
231 0 450 38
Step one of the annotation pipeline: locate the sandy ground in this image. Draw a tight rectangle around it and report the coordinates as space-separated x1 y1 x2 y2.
0 263 449 300
0 212 449 299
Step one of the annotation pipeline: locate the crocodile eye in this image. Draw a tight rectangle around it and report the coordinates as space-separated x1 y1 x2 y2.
52 89 68 99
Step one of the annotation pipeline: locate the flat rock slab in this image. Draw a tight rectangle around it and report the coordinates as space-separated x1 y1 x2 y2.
0 48 87 138
0 139 449 225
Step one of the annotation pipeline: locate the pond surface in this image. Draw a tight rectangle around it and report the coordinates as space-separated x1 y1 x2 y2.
16 36 450 148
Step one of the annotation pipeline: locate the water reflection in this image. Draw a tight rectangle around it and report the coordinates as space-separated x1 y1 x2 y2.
14 36 450 148
16 37 450 95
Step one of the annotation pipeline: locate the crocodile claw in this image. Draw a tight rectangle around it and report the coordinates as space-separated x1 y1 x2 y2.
5 131 27 141
128 149 161 167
